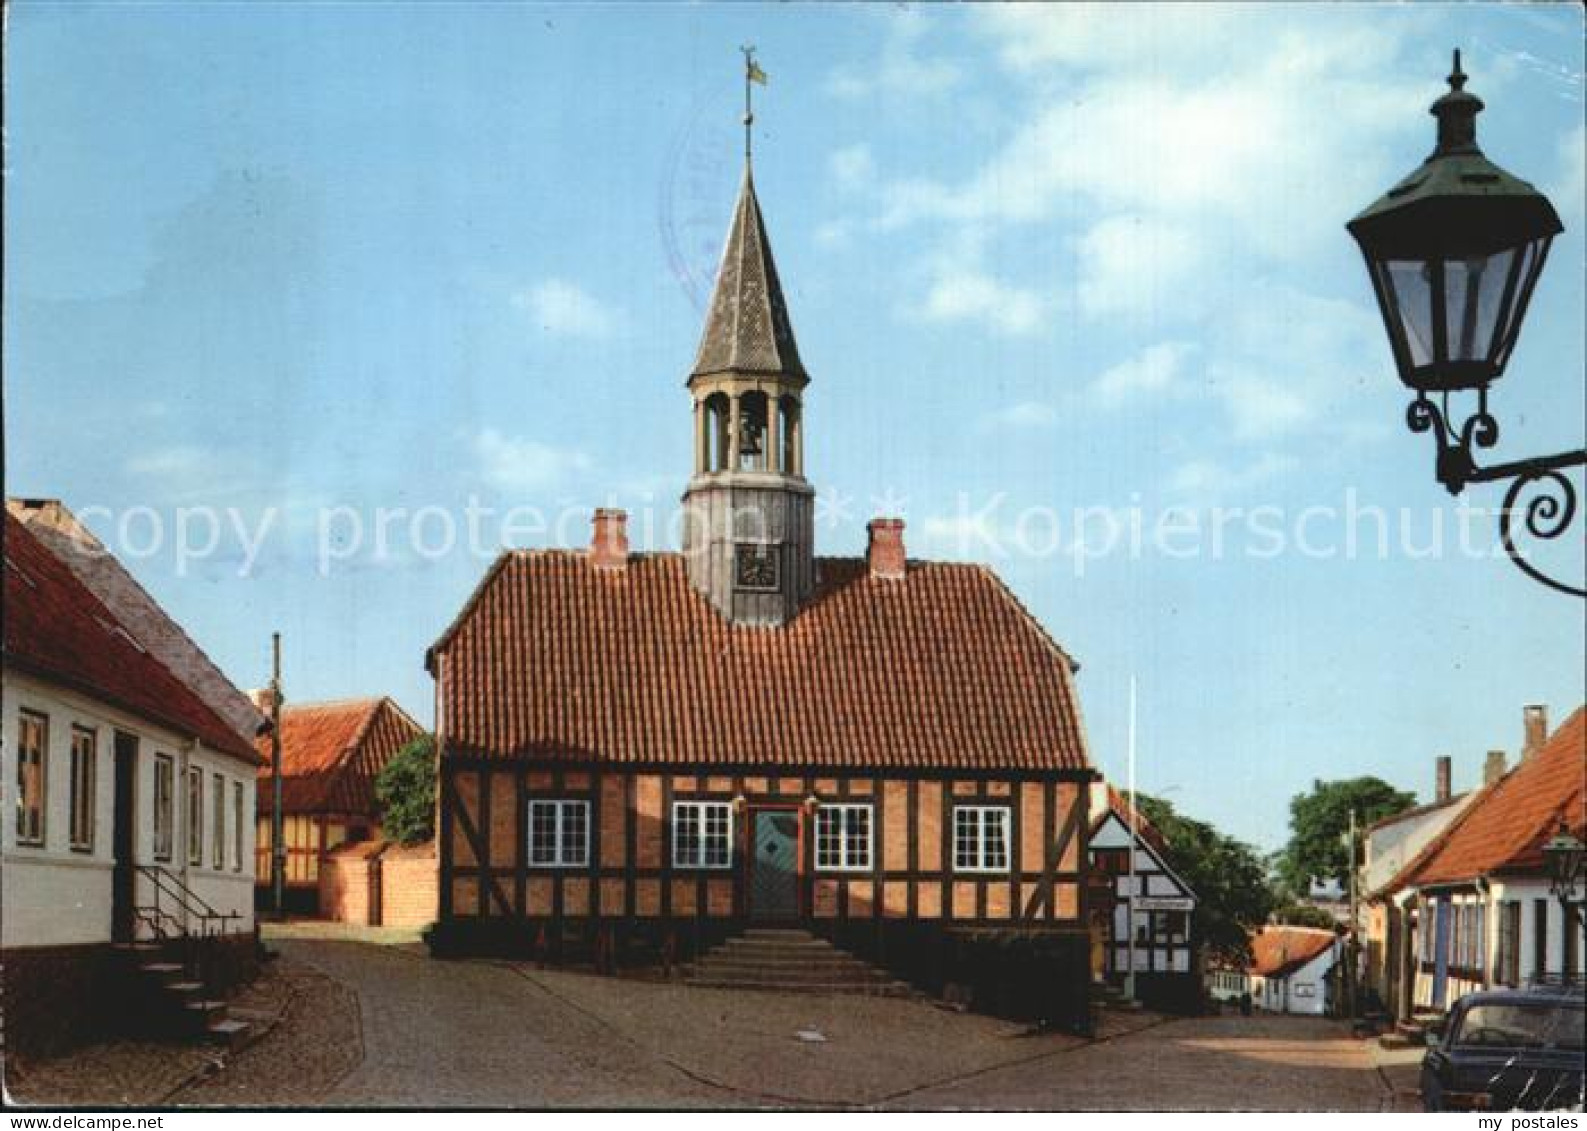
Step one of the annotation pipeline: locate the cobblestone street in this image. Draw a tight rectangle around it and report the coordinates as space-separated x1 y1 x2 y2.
108 936 1402 1108
5 935 1403 1109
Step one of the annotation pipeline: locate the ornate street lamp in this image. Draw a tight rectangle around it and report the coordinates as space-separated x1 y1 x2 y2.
1542 820 1584 983
1543 820 1584 905
1347 51 1585 596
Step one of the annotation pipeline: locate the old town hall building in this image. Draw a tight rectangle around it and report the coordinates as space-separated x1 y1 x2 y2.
427 139 1099 1017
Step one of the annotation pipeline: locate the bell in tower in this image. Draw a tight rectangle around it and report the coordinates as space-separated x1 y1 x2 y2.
681 57 815 627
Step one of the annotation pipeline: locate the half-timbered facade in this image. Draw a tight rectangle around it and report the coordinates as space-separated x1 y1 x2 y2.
427 139 1098 1008
1087 783 1198 1010
254 695 424 910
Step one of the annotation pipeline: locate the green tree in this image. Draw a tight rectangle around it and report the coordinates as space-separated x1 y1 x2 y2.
1134 794 1277 965
374 733 436 846
1271 902 1341 930
1277 777 1416 894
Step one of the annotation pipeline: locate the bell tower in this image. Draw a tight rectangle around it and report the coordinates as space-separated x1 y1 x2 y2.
681 56 814 626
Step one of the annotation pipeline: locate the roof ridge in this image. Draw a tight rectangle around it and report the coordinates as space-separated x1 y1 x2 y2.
1378 706 1583 894
4 515 260 765
9 499 266 741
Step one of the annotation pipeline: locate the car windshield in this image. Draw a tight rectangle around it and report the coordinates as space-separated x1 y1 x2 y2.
1453 1002 1585 1051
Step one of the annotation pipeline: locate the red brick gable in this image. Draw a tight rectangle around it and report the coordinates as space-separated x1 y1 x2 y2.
1406 706 1584 887
256 697 424 816
430 551 1091 773
3 512 259 764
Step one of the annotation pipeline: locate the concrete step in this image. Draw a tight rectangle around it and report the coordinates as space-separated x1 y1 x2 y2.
695 950 887 970
690 976 914 996
183 1000 229 1026
164 980 205 998
716 939 846 956
687 931 909 996
1379 1031 1420 1050
691 963 896 985
205 1018 252 1049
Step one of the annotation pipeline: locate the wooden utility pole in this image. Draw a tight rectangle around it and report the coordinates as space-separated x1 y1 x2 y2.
1347 807 1359 1021
270 632 285 918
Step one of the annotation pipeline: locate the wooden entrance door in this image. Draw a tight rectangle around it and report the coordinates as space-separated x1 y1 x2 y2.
749 810 800 921
112 732 139 942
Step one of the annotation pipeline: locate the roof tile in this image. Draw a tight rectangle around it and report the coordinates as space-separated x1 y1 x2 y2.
432 551 1090 773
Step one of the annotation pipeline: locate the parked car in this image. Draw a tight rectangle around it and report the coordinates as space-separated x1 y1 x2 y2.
1421 985 1585 1112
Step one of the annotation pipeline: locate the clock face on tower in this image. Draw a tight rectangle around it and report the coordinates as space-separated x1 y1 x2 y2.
734 543 780 592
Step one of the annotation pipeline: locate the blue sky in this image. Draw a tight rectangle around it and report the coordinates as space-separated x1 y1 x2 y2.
6 2 1583 852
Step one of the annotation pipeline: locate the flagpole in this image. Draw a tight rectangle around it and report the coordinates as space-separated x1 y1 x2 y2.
1125 674 1138 1003
740 45 755 165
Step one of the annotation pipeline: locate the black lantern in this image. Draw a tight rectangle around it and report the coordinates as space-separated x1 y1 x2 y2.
1348 51 1562 394
1347 51 1583 596
1543 820 1585 905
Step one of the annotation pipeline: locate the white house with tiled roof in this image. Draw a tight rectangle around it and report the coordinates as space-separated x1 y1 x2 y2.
1384 705 1586 1013
2 509 263 1055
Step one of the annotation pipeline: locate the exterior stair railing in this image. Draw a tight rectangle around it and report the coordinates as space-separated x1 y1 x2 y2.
135 864 243 997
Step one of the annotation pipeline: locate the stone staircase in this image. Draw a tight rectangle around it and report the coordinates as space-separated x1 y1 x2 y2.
685 929 913 996
113 939 252 1048
1089 980 1141 1010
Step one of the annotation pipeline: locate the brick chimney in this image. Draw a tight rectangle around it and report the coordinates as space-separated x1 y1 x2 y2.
248 687 282 716
1522 704 1548 760
867 518 906 580
589 508 629 571
1434 756 1452 803
1484 750 1507 786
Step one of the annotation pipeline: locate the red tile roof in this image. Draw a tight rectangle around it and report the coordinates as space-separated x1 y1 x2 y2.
3 512 260 764
429 551 1092 772
1402 706 1585 888
1248 926 1338 978
256 697 424 815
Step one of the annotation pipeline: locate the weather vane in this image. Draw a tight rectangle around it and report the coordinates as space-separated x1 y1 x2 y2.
740 44 768 164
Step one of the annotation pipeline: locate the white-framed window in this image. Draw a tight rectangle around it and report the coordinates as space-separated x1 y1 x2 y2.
953 805 1011 873
69 726 96 852
527 799 589 867
153 754 175 861
186 766 203 866
212 772 226 869
232 781 244 872
673 801 733 869
16 709 48 846
815 803 872 871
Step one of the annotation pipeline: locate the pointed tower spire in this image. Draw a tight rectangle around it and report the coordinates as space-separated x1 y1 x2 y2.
689 168 808 385
681 52 815 628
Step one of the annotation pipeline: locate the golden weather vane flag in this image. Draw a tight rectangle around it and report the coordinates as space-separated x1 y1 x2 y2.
740 46 768 163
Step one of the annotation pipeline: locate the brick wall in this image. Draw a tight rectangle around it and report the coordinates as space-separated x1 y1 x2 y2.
380 841 438 929
318 841 383 925
318 839 436 928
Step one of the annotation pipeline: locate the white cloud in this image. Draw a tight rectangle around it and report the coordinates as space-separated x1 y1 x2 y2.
1551 125 1585 227
918 269 1044 336
977 401 1059 434
919 511 1007 560
827 10 963 102
974 4 1246 74
473 428 592 494
829 144 877 193
1091 342 1197 408
1076 215 1206 320
511 279 617 337
1166 452 1298 500
126 445 211 478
